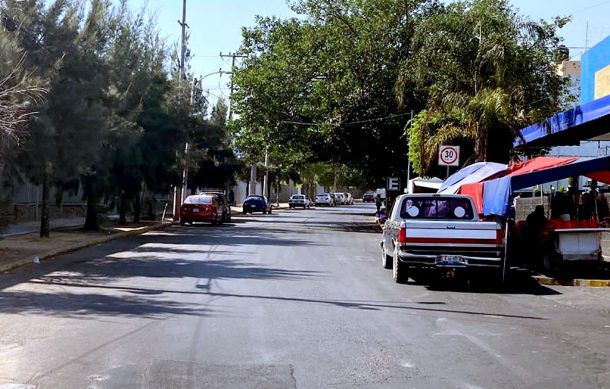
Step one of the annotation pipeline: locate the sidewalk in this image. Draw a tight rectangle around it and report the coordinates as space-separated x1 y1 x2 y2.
0 220 171 273
1 202 305 274
0 217 85 238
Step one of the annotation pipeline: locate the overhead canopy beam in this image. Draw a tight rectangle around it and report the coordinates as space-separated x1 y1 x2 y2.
513 93 610 148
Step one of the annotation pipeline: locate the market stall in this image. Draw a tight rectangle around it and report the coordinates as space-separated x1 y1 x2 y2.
440 156 610 270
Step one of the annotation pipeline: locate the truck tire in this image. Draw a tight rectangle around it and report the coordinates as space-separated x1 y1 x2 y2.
381 245 392 269
393 249 409 284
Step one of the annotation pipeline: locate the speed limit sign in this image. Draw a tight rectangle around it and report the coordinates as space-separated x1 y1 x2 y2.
439 145 460 167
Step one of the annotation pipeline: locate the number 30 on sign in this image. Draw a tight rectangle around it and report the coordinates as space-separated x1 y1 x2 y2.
438 145 460 167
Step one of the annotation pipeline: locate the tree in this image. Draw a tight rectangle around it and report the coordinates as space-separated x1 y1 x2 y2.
0 16 45 180
232 0 434 187
399 0 570 175
8 0 115 235
189 100 242 192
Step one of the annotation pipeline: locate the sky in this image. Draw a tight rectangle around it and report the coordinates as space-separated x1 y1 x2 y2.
119 0 610 107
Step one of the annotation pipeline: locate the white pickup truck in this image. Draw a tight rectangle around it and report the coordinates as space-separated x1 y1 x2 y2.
381 194 506 283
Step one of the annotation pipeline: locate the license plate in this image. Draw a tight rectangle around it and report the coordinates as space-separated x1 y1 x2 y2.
435 255 467 266
192 208 200 213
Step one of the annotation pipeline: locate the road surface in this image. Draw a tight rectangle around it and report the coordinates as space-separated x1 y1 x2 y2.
0 204 608 388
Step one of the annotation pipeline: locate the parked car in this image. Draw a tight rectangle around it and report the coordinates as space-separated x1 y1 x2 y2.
180 194 224 225
380 194 505 283
363 191 376 202
343 192 354 205
315 193 334 206
200 191 231 222
329 193 338 206
243 195 272 214
288 194 311 209
335 192 347 205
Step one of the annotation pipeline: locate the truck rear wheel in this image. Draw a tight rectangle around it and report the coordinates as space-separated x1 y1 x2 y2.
392 250 409 283
381 245 392 269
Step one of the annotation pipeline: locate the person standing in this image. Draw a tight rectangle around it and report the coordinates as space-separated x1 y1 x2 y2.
375 193 382 214
228 189 235 206
524 205 548 270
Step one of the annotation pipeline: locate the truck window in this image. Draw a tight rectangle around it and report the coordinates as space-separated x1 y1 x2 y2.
400 197 474 220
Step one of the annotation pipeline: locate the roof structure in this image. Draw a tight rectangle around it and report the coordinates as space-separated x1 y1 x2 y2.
513 93 610 148
444 156 610 216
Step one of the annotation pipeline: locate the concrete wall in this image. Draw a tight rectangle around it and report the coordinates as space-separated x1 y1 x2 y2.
230 180 324 204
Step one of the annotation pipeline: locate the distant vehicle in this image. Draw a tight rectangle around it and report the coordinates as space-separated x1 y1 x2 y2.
380 194 505 283
200 191 231 222
243 195 272 214
334 193 346 205
288 194 311 209
363 191 376 202
329 193 338 206
180 194 223 225
315 193 334 207
343 192 354 205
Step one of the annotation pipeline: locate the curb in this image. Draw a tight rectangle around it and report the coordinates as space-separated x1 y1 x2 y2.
533 275 610 287
0 222 172 274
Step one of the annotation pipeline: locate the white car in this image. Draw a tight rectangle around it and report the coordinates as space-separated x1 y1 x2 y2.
334 193 346 205
315 193 334 206
343 192 354 205
288 194 311 209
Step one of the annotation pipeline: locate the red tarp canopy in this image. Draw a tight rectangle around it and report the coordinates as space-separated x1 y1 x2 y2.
458 157 580 213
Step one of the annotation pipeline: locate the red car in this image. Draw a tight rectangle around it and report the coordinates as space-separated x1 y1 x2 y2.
180 194 224 225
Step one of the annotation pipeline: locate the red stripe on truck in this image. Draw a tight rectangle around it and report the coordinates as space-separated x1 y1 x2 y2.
405 237 500 245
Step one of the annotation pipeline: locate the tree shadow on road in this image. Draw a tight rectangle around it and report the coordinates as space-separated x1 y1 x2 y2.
0 222 325 317
0 288 210 318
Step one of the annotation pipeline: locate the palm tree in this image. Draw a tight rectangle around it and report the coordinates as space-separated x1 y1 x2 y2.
397 0 568 174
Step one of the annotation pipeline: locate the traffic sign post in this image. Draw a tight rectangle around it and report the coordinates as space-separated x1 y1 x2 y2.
438 145 460 178
438 145 460 166
386 177 400 191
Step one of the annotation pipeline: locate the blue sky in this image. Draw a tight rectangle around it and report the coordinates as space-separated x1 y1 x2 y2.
119 0 610 105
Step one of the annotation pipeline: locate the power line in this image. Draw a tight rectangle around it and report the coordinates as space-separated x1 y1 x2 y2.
570 0 610 15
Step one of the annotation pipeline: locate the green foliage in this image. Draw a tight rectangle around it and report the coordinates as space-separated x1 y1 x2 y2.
398 0 570 174
2 0 239 231
233 0 570 182
232 1 435 186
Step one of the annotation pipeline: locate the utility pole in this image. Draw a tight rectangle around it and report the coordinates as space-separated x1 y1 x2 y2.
179 0 187 82
220 52 247 121
263 150 269 197
407 110 413 193
173 0 188 221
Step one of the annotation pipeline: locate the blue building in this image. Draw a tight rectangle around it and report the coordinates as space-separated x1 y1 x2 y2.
581 35 610 104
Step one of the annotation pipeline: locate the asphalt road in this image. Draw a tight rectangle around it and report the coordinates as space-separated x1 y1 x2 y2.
0 204 609 388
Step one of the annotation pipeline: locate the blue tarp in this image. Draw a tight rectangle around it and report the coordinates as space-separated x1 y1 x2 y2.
437 162 506 194
513 93 610 148
482 155 610 216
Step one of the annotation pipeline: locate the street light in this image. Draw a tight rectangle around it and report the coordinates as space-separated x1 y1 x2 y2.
181 68 232 203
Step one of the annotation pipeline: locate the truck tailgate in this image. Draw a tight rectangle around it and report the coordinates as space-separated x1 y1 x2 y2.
404 221 501 246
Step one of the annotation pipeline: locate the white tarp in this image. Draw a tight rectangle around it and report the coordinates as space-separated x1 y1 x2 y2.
407 177 444 194
438 162 507 194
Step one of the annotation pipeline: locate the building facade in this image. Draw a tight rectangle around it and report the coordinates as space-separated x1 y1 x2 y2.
581 35 610 104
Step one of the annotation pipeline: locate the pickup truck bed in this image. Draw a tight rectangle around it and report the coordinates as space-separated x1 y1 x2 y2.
381 194 505 283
